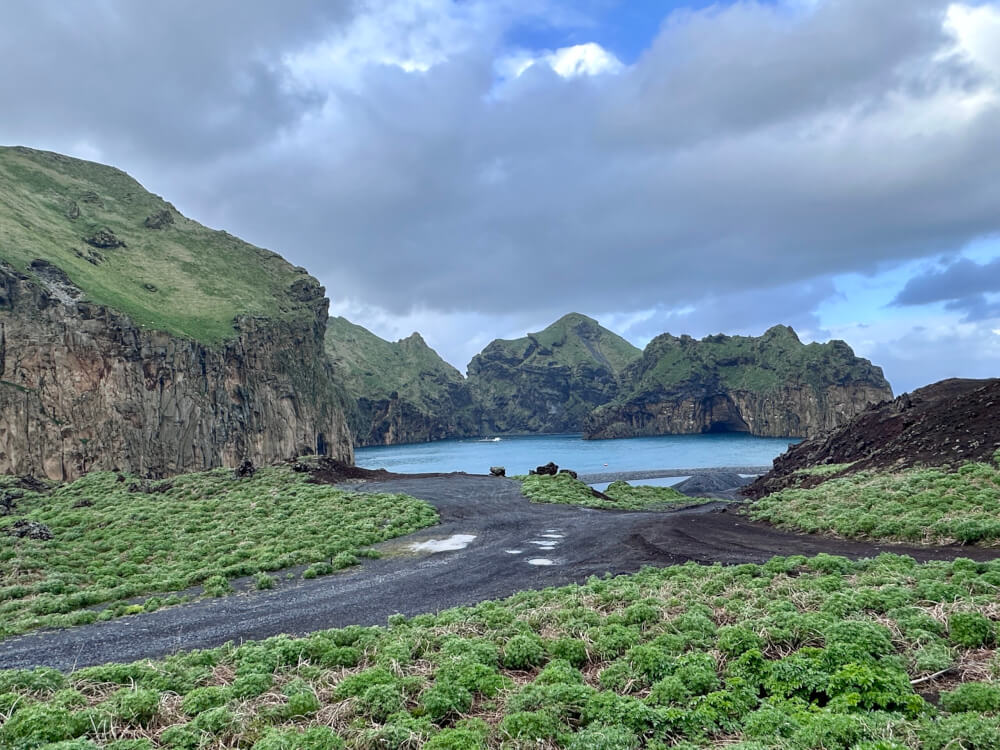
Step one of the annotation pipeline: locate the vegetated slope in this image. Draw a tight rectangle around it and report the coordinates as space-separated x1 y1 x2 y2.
585 324 892 440
0 146 352 479
520 472 707 510
325 317 477 446
467 312 642 434
0 464 437 640
745 378 1000 498
743 378 1000 547
3 553 1000 748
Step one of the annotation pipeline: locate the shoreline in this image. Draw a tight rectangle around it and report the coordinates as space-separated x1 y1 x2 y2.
578 465 770 483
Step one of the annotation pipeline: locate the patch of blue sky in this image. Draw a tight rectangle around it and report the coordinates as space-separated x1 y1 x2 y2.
503 0 723 64
817 236 1000 329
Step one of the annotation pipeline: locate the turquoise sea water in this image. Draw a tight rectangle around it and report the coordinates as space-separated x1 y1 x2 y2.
354 433 799 476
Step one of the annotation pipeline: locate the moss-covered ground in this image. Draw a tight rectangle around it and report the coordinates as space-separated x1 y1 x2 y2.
748 459 1000 546
519 473 710 511
2 553 999 748
0 467 438 640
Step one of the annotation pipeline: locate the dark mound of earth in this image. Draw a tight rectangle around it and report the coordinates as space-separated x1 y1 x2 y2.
674 472 752 500
744 378 1000 499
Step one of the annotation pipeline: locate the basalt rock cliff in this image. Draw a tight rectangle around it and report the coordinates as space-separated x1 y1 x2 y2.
0 146 352 480
467 313 642 435
324 317 476 446
584 325 892 440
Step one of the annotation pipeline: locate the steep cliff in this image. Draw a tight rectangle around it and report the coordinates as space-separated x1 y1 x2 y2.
467 313 642 434
584 325 892 439
324 317 476 446
0 146 352 480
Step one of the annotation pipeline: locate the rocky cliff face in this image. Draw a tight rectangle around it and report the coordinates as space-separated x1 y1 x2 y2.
0 262 352 480
0 146 352 479
325 317 476 447
467 313 641 434
585 325 892 440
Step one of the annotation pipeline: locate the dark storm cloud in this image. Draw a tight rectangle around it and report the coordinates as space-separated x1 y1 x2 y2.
186 0 1000 319
2 0 999 331
893 257 1000 321
0 1 355 160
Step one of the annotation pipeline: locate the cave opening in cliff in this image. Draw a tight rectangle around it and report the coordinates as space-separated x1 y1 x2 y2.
702 396 751 434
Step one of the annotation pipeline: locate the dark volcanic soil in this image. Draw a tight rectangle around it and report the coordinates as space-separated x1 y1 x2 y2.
3 472 998 672
745 378 1000 499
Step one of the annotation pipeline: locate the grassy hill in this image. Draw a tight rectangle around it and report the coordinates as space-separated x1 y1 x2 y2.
325 317 468 416
324 318 476 445
468 313 642 434
626 325 889 396
476 312 641 375
0 146 318 345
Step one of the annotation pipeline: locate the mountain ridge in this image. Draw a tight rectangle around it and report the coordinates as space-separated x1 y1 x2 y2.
330 316 892 446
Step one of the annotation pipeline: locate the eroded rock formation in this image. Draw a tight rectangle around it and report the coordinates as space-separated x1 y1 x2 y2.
585 326 892 440
0 261 352 480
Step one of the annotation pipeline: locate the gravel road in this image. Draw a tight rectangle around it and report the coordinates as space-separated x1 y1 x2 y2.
2 473 996 671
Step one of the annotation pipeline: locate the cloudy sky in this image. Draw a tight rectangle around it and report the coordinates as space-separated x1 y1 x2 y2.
3 0 1000 393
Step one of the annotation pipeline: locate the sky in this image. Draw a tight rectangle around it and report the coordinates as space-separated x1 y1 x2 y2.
2 0 1000 394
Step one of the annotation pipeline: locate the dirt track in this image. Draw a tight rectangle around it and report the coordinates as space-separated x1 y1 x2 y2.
2 474 997 671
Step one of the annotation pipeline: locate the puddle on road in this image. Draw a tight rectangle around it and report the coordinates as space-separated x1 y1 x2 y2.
529 540 558 548
409 534 477 553
527 558 555 566
505 549 523 554
540 533 564 538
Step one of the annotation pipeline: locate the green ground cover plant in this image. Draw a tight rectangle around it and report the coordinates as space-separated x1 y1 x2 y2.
0 467 438 640
749 460 1000 545
519 473 709 511
1 553 998 748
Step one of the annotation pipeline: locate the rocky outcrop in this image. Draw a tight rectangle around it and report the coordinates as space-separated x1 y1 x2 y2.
0 146 353 480
585 325 892 440
467 313 641 434
744 378 1000 499
325 319 477 446
0 262 352 480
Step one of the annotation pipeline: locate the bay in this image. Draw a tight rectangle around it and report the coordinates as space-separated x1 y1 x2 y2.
354 433 799 476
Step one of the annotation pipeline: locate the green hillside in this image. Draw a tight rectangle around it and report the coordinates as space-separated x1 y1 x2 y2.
325 317 476 445
479 312 641 374
0 146 319 345
325 317 467 414
467 313 643 434
628 325 889 396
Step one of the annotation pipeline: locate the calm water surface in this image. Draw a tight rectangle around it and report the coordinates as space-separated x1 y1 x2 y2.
355 433 799 476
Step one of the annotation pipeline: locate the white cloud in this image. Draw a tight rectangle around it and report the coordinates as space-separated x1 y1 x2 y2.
944 2 1000 77
496 41 624 84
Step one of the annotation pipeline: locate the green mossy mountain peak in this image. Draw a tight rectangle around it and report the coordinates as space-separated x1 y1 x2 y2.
325 317 476 446
585 325 892 439
466 313 642 435
0 146 322 346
